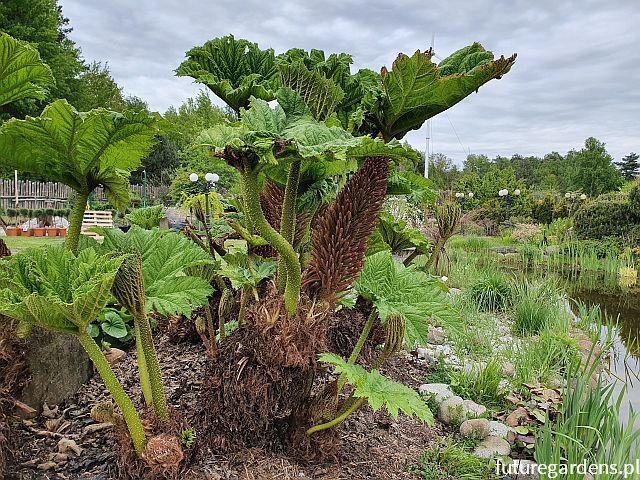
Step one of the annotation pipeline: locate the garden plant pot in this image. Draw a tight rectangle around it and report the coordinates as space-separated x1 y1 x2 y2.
57 228 67 237
46 227 59 237
31 227 46 237
6 227 21 237
23 229 33 237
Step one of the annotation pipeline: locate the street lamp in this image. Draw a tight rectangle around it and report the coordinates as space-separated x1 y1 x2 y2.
189 172 219 227
455 191 473 234
498 188 520 223
565 192 587 216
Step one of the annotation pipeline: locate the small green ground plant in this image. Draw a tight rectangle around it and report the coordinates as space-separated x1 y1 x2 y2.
468 270 512 312
409 439 497 480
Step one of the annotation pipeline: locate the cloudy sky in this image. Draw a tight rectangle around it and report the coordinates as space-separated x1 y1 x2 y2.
60 0 639 164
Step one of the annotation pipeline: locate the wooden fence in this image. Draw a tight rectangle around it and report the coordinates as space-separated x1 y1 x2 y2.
0 179 169 210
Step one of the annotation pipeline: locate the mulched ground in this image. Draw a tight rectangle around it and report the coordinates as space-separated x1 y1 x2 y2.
5 332 445 480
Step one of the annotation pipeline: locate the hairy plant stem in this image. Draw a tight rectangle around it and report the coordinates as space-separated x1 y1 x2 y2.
238 289 248 326
277 159 301 291
239 168 300 315
348 310 378 365
423 238 445 273
306 395 366 435
134 322 153 406
204 301 217 356
65 191 89 254
134 310 169 423
337 310 378 390
77 333 146 456
403 248 421 266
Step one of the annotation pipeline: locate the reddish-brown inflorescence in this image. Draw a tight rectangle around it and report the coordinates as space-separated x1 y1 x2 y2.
303 156 389 301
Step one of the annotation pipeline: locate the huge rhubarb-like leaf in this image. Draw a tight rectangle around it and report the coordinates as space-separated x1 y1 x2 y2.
87 226 214 316
0 32 54 107
319 352 433 424
176 35 278 112
354 251 461 348
0 246 124 334
374 44 516 141
0 99 157 211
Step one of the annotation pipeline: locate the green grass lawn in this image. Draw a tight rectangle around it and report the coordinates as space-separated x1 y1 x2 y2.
2 235 65 253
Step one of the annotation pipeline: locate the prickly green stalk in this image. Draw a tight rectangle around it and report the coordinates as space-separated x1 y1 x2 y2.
78 333 146 456
238 289 248 326
218 287 233 340
277 159 301 291
239 168 301 316
112 254 169 423
134 322 153 406
204 302 217 356
65 192 89 254
337 309 379 390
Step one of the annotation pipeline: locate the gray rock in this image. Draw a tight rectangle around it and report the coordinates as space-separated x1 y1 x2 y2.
448 287 462 296
509 459 540 480
427 327 445 345
438 396 487 424
487 421 515 442
419 383 455 404
438 395 465 424
502 362 515 377
473 435 511 458
459 418 490 439
462 399 487 418
21 329 93 411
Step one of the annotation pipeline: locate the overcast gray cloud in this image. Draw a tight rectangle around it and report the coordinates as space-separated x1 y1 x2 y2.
60 0 639 164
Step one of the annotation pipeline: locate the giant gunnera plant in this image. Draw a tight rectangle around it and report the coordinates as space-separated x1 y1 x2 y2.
177 34 515 456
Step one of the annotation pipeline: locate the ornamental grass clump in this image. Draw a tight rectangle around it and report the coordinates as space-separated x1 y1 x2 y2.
468 271 512 312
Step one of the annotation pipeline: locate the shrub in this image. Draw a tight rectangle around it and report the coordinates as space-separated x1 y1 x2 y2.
126 205 165 229
629 182 640 216
511 223 541 242
573 197 637 239
468 271 511 311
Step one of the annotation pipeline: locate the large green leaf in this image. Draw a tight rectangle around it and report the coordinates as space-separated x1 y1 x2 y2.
92 226 214 315
354 251 461 348
375 45 516 141
176 35 277 112
218 252 276 293
0 32 54 107
319 352 433 424
0 100 157 210
0 246 124 335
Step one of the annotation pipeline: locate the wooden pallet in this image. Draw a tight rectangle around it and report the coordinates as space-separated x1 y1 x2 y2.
81 210 113 240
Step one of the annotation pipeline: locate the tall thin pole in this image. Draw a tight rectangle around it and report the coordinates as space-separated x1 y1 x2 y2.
14 170 18 208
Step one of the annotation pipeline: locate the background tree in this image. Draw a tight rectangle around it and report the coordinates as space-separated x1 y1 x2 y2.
567 137 623 197
615 152 639 181
416 152 459 190
0 0 84 118
72 61 126 111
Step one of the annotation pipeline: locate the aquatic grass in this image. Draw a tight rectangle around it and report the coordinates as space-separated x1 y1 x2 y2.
535 359 640 480
448 235 496 252
511 279 564 335
468 270 512 312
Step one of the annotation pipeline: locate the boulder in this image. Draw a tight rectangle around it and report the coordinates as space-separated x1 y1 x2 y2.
20 329 93 411
438 396 487 425
459 418 490 439
427 327 445 345
104 348 127 365
487 421 516 442
473 435 511 458
419 383 455 404
502 362 515 377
